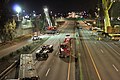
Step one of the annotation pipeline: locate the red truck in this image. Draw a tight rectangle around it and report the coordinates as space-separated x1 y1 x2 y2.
59 35 71 58
46 26 59 34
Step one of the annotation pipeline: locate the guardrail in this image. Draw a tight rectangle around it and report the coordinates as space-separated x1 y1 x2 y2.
0 60 19 80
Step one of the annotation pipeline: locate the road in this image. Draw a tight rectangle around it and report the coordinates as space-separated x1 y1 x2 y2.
6 21 76 80
0 34 49 59
33 21 76 80
5 20 120 80
77 21 120 80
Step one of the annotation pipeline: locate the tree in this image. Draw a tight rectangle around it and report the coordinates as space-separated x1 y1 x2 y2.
0 0 16 43
31 14 47 33
4 19 16 41
39 14 46 31
111 2 120 19
102 0 115 32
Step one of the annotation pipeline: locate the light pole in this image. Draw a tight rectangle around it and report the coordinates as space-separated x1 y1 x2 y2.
97 7 100 28
13 4 22 21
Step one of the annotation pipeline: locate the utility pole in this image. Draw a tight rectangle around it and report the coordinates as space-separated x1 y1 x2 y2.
97 2 100 28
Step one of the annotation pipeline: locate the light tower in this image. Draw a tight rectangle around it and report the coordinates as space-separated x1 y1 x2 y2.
13 4 22 21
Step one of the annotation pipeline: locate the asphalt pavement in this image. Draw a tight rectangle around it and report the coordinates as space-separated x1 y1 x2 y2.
34 21 76 80
4 20 120 80
79 22 120 80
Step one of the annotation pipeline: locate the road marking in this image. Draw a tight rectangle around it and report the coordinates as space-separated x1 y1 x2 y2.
100 49 104 53
45 68 50 76
84 42 102 80
112 64 119 72
34 61 37 65
67 46 72 80
105 42 120 56
67 60 71 80
56 52 58 55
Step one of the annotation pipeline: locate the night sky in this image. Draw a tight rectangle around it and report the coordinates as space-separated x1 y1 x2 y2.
10 0 99 14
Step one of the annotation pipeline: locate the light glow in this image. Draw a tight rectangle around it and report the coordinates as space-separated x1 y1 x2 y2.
44 8 48 12
13 4 21 13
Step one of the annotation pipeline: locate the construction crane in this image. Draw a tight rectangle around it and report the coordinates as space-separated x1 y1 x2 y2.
43 7 58 34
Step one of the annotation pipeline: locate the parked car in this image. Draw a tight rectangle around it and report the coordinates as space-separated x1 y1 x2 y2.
32 36 42 41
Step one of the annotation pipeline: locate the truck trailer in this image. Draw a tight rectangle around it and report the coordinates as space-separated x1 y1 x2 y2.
19 54 39 80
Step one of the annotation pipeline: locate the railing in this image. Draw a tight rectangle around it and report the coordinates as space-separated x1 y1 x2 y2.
0 60 19 80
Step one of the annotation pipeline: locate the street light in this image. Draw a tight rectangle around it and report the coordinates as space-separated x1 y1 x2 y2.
13 4 22 21
97 7 100 28
44 7 48 12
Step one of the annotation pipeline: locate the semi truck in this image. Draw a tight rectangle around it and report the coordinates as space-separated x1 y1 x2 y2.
19 54 39 80
36 45 53 60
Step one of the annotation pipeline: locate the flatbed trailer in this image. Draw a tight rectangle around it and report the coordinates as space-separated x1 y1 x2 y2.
19 54 39 80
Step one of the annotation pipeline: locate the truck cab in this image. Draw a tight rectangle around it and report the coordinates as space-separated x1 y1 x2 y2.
59 43 70 58
36 49 48 60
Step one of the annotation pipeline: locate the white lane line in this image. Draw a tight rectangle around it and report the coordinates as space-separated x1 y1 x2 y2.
100 49 104 53
56 52 58 55
45 68 50 76
105 42 120 56
34 61 38 65
112 64 119 72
